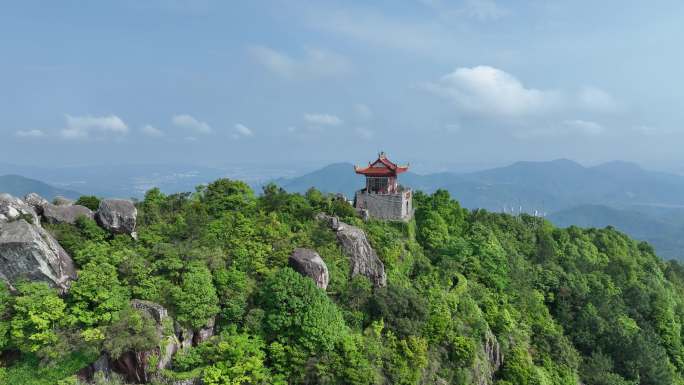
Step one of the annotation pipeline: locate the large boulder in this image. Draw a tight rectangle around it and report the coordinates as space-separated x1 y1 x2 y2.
24 193 49 215
0 193 39 225
42 203 94 225
53 196 74 206
289 248 329 289
317 214 387 288
95 199 137 235
0 219 76 292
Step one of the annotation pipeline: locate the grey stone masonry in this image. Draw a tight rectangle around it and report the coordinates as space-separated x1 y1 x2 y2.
354 189 413 221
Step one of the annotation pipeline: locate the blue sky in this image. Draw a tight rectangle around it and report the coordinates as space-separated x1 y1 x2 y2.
2 0 684 171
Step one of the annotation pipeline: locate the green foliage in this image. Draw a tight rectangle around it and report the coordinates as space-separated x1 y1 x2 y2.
4 351 95 385
67 262 130 328
200 178 256 217
0 282 11 350
213 267 254 324
172 327 272 385
172 262 220 330
74 195 101 211
103 305 160 359
10 282 67 357
369 284 428 339
7 178 684 385
258 268 347 353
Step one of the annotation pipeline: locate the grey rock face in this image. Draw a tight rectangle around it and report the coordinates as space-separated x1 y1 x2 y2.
315 212 343 231
53 196 74 206
42 203 94 225
109 300 176 382
174 322 195 351
24 193 49 215
0 194 40 225
336 224 387 288
317 214 387 288
95 199 137 235
78 354 111 381
131 299 168 324
192 316 215 346
0 219 76 292
289 248 329 289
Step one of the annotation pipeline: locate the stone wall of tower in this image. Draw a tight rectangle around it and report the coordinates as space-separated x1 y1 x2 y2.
354 190 413 221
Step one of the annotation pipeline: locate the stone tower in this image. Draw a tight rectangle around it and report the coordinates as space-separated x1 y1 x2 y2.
353 152 413 221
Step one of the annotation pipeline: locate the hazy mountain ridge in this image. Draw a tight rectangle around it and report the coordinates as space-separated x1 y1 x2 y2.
276 158 684 212
0 174 81 200
548 204 684 260
275 159 684 260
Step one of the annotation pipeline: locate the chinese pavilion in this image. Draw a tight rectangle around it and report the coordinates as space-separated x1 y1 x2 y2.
353 152 413 221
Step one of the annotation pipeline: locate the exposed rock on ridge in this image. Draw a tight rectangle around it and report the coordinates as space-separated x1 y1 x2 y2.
96 199 137 236
0 219 76 292
0 193 40 224
42 203 94 225
316 213 387 288
289 248 329 289
24 192 49 215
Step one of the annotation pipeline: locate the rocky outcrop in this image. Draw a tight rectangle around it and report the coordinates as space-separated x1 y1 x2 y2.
131 299 168 324
111 351 155 383
96 199 137 236
53 196 74 206
174 322 195 351
42 203 94 225
110 300 178 383
317 214 387 288
192 317 215 346
316 212 343 231
78 354 111 382
472 330 503 385
0 194 40 225
289 248 329 289
0 219 76 292
24 193 49 215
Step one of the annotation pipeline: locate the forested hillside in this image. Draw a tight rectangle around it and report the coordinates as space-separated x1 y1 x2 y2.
2 179 684 385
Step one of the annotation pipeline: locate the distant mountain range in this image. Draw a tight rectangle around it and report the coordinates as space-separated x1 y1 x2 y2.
0 162 309 199
276 159 684 212
0 175 81 200
275 159 684 260
5 158 684 260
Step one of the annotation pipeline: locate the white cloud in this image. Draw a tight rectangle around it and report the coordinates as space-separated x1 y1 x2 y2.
304 113 343 126
562 119 605 135
184 136 198 142
424 66 619 123
354 104 373 120
141 124 164 137
233 123 254 137
248 45 350 79
61 114 128 139
172 114 212 134
15 129 45 138
423 66 561 118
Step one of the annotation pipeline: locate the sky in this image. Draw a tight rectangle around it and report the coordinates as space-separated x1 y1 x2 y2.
2 0 684 172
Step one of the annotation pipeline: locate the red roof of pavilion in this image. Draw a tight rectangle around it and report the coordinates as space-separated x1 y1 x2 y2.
354 152 409 176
